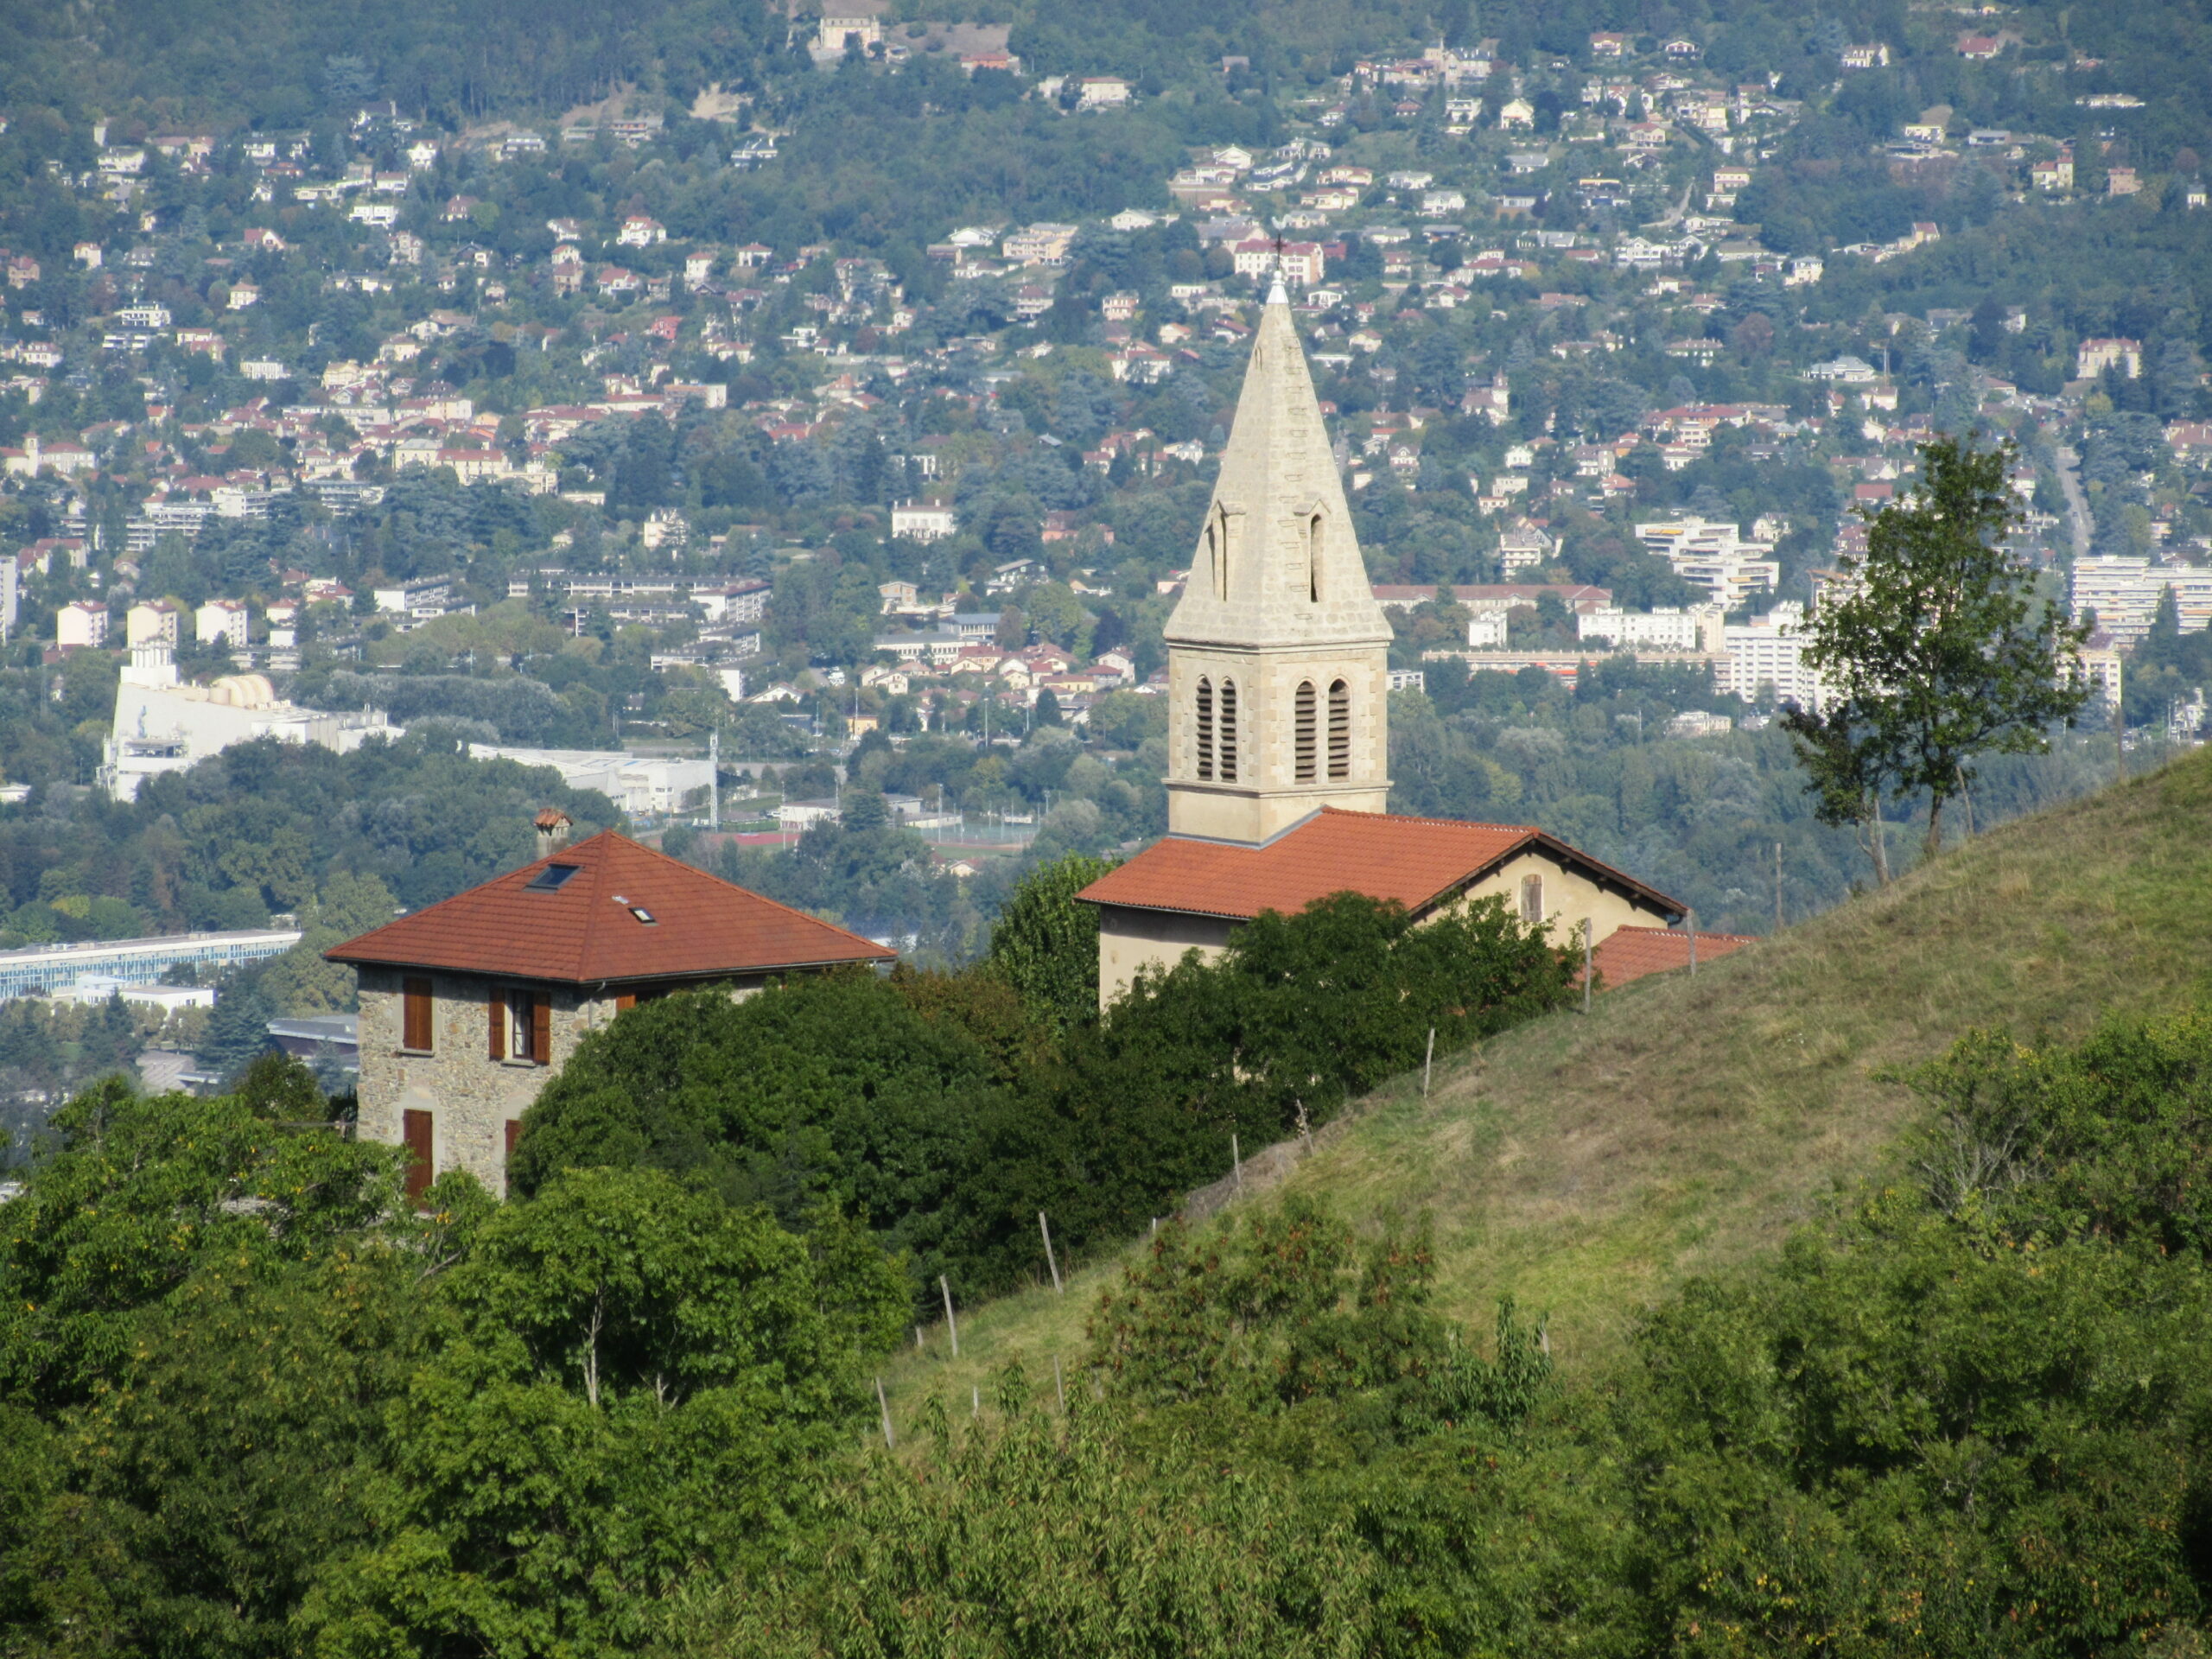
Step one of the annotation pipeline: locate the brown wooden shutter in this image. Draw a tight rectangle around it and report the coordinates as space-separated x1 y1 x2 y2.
487 988 505 1060
505 1118 522 1162
614 992 636 1014
531 996 552 1067
402 1109 433 1204
402 977 433 1052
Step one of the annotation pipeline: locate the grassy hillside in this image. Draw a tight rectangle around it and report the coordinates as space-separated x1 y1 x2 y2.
887 747 2212 1406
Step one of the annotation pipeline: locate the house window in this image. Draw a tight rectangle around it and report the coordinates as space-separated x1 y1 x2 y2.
1217 678 1239 782
1294 681 1317 781
1195 676 1215 780
491 987 552 1065
1327 679 1351 779
401 976 434 1052
402 1109 434 1204
1519 874 1544 925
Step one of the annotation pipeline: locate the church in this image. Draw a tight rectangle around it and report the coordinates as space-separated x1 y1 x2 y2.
1076 283 1708 1005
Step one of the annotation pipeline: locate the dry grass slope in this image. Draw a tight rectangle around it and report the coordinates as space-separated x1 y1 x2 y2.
887 753 2212 1405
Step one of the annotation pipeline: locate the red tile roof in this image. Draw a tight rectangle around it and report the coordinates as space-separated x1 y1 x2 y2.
1592 925 1756 990
327 830 893 984
1075 808 1684 923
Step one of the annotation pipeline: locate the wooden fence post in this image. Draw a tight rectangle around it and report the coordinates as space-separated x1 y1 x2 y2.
875 1376 894 1450
939 1274 958 1358
1582 918 1593 1014
1423 1027 1435 1097
1039 1211 1063 1294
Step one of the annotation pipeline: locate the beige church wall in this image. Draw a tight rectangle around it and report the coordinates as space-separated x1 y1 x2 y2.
1096 904 1237 1009
1093 849 1680 1014
1445 849 1681 951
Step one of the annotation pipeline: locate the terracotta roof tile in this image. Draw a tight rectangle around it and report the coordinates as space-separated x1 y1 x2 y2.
1075 807 1684 922
327 830 893 984
1592 925 1756 990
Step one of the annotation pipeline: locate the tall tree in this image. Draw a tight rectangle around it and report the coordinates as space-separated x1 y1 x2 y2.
1796 436 2091 861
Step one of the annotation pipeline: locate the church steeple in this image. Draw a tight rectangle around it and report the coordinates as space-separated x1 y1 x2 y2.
1163 283 1392 843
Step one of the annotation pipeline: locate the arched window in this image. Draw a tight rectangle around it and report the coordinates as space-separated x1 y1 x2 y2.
1195 677 1214 780
1306 512 1324 602
1519 874 1544 925
1327 678 1351 779
1294 680 1317 781
1218 678 1239 782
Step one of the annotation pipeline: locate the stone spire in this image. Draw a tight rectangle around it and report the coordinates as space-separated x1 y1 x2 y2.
1161 286 1392 843
1164 286 1392 652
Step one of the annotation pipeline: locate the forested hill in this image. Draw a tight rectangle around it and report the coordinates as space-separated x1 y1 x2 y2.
14 0 2212 149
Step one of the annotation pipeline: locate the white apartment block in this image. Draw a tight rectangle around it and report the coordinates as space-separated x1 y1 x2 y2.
1576 604 1725 652
1637 516 1781 608
1719 602 1826 708
195 598 249 649
2068 556 2212 645
58 600 108 648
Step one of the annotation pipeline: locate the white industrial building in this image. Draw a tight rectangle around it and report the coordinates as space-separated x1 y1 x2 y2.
102 643 396 801
464 745 715 817
0 927 302 1002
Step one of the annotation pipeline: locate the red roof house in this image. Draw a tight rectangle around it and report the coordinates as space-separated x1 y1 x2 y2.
329 828 892 1199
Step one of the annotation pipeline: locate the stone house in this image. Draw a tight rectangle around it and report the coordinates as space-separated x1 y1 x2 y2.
327 820 893 1199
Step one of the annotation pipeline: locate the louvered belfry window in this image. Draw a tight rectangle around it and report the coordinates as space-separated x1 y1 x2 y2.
1195 677 1215 779
1294 681 1317 781
1327 678 1351 779
1218 679 1239 782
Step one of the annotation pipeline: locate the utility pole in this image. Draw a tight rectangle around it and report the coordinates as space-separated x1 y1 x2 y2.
709 727 720 831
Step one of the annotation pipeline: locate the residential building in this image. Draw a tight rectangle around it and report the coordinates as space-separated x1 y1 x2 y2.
2077 337 2143 379
1635 517 1781 607
1719 602 1826 707
891 501 957 541
195 598 249 649
57 601 108 649
1577 605 1725 651
128 599 182 646
2069 556 2212 644
328 823 893 1198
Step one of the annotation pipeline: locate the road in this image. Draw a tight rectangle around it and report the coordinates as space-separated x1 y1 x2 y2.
2055 444 2092 558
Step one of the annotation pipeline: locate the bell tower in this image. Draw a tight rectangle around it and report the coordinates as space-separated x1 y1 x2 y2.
1163 282 1392 844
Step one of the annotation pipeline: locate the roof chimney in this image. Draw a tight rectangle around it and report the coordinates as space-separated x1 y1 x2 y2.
534 808 574 859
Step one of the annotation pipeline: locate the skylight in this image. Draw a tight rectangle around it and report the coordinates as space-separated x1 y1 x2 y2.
526 863 582 892
627 906 657 925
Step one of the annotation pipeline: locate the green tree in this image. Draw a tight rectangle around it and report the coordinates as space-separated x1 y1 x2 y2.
677 1370 1376 1659
1797 436 2092 860
299 1167 906 1657
985 851 1116 1033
